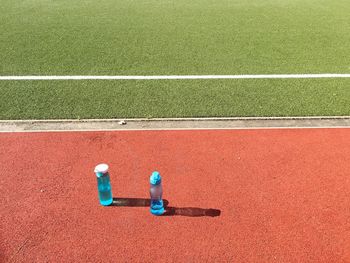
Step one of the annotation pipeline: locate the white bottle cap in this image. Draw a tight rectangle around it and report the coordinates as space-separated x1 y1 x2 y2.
94 163 109 174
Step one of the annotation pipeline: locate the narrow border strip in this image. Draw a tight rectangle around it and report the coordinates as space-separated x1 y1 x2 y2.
1 74 350 80
1 117 350 132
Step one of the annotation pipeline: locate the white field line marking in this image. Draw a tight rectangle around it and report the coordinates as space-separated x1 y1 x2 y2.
0 74 350 80
1 116 350 123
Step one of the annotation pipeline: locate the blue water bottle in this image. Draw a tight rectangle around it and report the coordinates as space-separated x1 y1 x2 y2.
94 164 113 206
150 171 164 215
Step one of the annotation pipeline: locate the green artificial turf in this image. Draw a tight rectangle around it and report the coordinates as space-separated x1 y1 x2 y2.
1 0 350 75
0 0 349 119
0 79 349 119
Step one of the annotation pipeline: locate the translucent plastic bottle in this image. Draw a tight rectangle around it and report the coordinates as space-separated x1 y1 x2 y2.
94 164 113 206
150 171 164 215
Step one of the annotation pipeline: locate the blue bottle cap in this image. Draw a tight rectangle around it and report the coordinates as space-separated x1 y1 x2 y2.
150 171 161 185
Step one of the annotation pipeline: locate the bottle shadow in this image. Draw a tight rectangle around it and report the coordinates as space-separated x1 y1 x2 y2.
162 207 221 217
111 197 221 217
111 197 169 207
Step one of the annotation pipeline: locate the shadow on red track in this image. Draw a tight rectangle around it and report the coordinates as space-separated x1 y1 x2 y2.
111 197 221 217
162 207 221 217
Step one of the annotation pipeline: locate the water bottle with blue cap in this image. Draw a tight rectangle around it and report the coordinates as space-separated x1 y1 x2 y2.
94 164 113 206
150 171 164 215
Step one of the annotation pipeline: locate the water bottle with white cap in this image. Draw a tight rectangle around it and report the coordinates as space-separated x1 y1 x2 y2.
94 164 113 206
150 171 164 215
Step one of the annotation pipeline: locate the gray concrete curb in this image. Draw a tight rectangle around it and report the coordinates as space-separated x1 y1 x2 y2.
1 116 350 132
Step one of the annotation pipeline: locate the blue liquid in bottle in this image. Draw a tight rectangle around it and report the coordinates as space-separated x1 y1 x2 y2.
95 164 113 206
151 199 164 215
150 171 164 215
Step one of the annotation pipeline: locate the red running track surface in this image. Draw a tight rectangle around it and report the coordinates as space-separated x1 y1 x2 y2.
1 129 350 262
